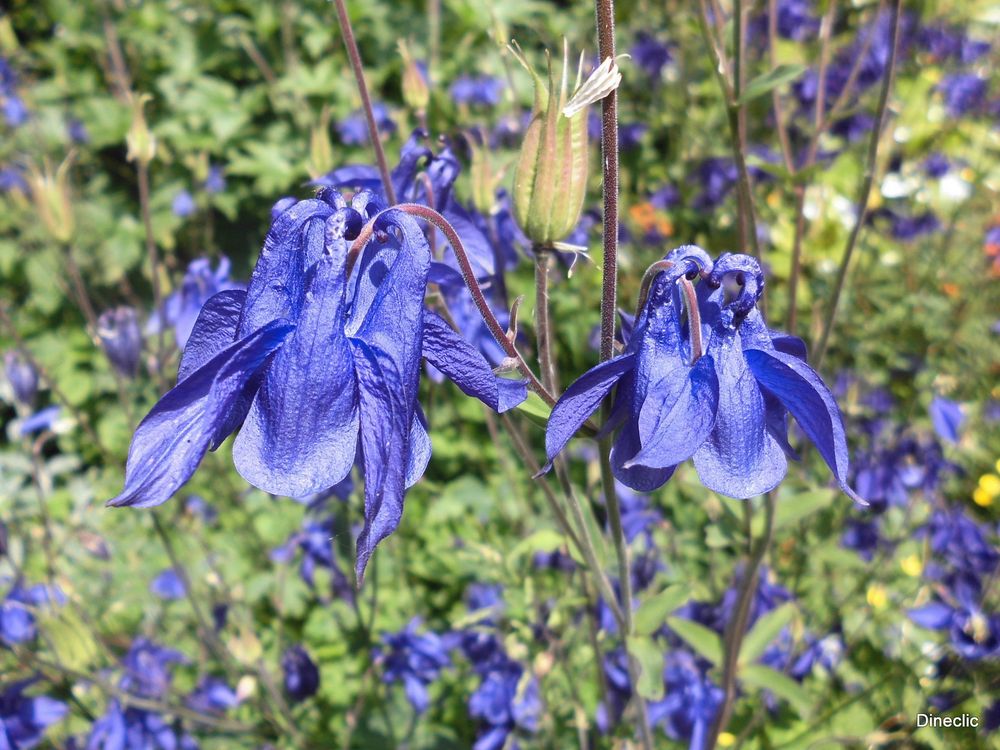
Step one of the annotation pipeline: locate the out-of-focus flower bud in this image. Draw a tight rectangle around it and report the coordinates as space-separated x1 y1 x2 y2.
467 132 503 216
398 40 429 113
25 154 75 244
126 92 157 166
308 106 335 179
4 350 38 406
97 306 143 378
511 41 622 246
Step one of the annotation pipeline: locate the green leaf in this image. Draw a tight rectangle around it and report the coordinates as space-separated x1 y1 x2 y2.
739 602 796 665
516 391 552 429
737 64 807 106
39 608 102 672
741 664 813 717
628 636 665 701
665 616 723 666
508 529 567 565
755 489 836 534
635 585 687 637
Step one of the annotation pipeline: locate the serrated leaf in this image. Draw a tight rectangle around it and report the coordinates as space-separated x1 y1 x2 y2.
739 602 796 665
737 64 807 106
628 636 665 701
741 664 812 717
665 616 723 665
635 585 687 637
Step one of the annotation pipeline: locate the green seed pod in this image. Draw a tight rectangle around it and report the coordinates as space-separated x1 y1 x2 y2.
26 154 75 245
308 106 335 179
511 41 622 246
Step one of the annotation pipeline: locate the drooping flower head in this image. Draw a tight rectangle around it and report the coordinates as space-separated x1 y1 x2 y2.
545 246 863 503
97 306 143 378
111 188 525 579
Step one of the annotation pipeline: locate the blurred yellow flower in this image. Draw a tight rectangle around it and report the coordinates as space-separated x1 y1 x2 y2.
718 732 736 746
867 584 888 610
900 554 923 577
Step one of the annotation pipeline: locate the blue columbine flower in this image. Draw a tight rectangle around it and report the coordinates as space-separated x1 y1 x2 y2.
1 581 63 647
630 33 673 80
467 657 541 750
0 679 68 749
172 190 196 218
120 638 187 699
271 515 353 601
938 74 988 117
909 595 1000 662
186 677 239 714
97 306 143 378
544 247 862 502
337 103 396 145
111 189 525 579
929 395 964 444
376 618 452 714
203 164 226 194
450 75 504 107
87 699 200 750
282 644 320 703
4 351 38 406
148 256 243 350
149 569 186 600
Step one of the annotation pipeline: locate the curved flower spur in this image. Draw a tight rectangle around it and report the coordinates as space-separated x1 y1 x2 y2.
544 246 864 504
109 188 527 579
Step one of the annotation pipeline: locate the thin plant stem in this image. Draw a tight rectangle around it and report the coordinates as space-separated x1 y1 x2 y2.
595 0 619 365
786 0 838 331
705 493 777 749
814 0 901 367
331 0 397 205
594 1 654 744
533 245 559 394
136 162 168 390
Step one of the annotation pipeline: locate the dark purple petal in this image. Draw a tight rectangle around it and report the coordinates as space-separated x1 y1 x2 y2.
234 256 359 498
543 353 636 470
693 334 787 498
628 355 718 469
929 396 964 444
108 321 293 508
421 309 526 412
745 348 864 504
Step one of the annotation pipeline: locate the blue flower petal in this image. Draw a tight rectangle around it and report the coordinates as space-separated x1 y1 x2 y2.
108 320 293 508
421 309 526 412
234 256 359 498
628 355 718 469
352 340 412 581
693 332 787 499
929 396 964 444
745 348 864 504
543 353 636 470
238 199 335 337
177 290 246 382
908 602 953 630
405 406 432 489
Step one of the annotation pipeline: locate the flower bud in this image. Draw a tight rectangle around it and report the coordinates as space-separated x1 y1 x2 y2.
4 351 38 406
25 154 75 244
126 93 157 166
97 306 143 378
467 132 502 215
398 40 429 113
511 42 622 245
308 106 334 179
